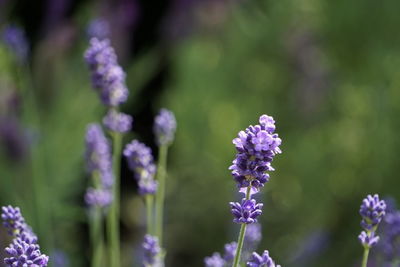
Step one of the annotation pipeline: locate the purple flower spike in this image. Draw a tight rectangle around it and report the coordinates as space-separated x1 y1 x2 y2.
153 108 177 146
103 109 133 133
204 252 225 267
230 199 263 224
142 235 160 266
84 38 128 107
123 140 158 195
360 194 386 231
358 194 386 248
247 250 281 267
359 231 380 248
85 188 113 207
1 206 25 236
223 242 237 262
4 238 49 267
230 114 282 195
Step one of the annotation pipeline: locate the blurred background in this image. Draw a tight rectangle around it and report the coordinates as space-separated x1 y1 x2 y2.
0 0 400 266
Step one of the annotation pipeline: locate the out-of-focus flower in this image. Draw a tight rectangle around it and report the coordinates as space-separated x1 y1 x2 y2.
87 18 110 40
247 250 281 267
123 140 157 195
153 108 176 146
103 109 132 133
230 115 282 195
85 187 113 207
142 234 161 266
84 38 128 107
223 242 237 262
2 25 29 62
204 252 225 267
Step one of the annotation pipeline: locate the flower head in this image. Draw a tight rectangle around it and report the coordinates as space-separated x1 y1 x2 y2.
1 205 25 236
230 199 263 224
4 237 49 267
123 140 157 195
359 194 386 248
247 250 280 267
84 38 128 106
204 252 225 267
142 235 160 266
85 188 113 207
103 109 132 133
230 115 282 195
153 108 176 146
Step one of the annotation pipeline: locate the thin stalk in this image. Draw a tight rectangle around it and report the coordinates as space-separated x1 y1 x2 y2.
361 246 370 267
146 194 154 234
232 186 251 267
107 131 122 267
91 206 104 267
155 145 168 245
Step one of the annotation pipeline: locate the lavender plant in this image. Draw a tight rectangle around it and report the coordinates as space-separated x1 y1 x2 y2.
358 194 386 267
229 114 282 267
1 205 49 266
85 37 132 267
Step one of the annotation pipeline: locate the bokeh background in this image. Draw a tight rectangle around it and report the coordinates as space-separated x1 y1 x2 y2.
1 0 400 266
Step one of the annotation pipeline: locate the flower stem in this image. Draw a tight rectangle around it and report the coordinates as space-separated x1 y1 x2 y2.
232 186 251 267
146 194 154 234
155 145 168 245
361 247 370 267
107 131 122 267
91 206 104 267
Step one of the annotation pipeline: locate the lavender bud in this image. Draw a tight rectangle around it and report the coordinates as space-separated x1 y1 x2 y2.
1 205 25 236
85 188 113 207
84 38 128 107
153 109 176 146
230 114 282 195
359 194 386 248
123 140 158 195
230 199 263 224
142 234 161 266
247 250 281 267
4 238 49 267
103 109 133 133
204 252 225 267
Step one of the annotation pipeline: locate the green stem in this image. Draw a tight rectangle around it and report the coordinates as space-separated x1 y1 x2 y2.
91 206 104 267
232 186 251 267
361 246 370 267
107 131 122 267
155 145 168 245
146 194 154 234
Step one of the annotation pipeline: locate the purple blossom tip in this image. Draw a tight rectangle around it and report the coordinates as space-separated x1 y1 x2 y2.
4 238 49 267
142 234 161 266
204 252 225 267
84 38 128 106
1 205 25 236
230 199 263 224
359 231 380 248
123 140 158 195
230 114 282 195
154 108 177 146
360 194 386 231
247 250 281 267
85 188 113 207
103 109 133 133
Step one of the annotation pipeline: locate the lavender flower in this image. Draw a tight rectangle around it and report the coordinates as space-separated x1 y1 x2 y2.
124 140 158 195
2 25 29 62
142 235 161 266
223 242 237 262
204 253 225 267
1 206 25 236
377 210 400 262
247 250 281 267
230 115 282 195
84 38 128 106
103 109 133 133
245 223 262 244
85 188 113 207
230 199 263 224
87 18 110 40
85 124 113 188
153 109 176 146
359 194 386 248
4 238 48 267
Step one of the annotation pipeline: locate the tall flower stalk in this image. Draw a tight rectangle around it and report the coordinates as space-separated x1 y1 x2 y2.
358 194 386 267
85 37 131 267
153 108 176 246
229 115 282 267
